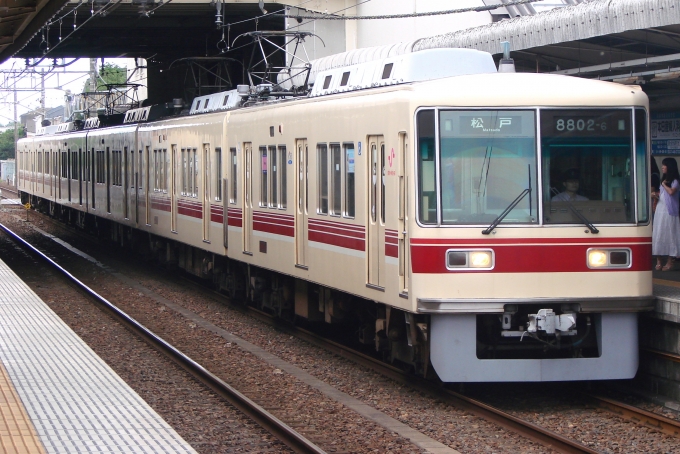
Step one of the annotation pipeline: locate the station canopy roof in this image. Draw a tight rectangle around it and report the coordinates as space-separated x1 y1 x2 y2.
2 0 680 109
308 0 680 110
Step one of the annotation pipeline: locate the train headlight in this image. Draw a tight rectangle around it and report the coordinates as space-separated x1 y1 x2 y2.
587 248 631 269
446 249 494 270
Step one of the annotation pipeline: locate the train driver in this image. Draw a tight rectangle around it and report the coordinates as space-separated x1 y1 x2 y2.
552 168 589 202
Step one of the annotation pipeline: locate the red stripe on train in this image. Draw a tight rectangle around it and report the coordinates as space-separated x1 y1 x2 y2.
227 208 242 227
410 242 652 273
410 237 651 245
252 211 295 237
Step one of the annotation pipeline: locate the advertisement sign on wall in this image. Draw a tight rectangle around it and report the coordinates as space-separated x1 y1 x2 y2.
652 112 680 155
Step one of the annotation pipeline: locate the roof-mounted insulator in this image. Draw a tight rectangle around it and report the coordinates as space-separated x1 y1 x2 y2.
498 41 516 73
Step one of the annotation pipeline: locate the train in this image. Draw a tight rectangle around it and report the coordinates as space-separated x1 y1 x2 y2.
16 46 654 382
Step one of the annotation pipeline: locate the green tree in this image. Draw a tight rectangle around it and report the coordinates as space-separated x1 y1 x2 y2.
84 63 128 92
0 125 25 160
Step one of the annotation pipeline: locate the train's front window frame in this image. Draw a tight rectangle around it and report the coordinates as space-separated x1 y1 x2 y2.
540 108 638 226
416 108 538 226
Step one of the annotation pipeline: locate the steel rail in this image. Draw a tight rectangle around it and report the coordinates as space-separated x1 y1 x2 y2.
7 208 601 454
641 347 680 364
585 393 680 438
0 221 326 454
265 317 602 454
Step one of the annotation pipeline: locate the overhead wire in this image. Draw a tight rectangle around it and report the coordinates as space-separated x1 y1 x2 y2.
279 0 546 20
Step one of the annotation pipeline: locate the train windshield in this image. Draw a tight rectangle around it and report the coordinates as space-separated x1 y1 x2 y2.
541 109 638 225
418 109 538 225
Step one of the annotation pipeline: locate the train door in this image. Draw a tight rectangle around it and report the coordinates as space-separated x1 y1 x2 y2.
243 142 253 254
367 135 386 288
398 133 409 295
171 145 177 232
295 139 308 267
203 144 210 241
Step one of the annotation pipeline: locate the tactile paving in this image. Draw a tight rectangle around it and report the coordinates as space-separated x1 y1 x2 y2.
0 258 196 453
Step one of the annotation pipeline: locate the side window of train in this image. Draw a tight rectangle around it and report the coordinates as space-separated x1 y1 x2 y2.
193 148 198 197
229 147 237 204
96 150 105 183
330 144 341 216
279 145 287 209
153 149 159 191
138 150 143 189
215 147 222 201
260 146 268 206
269 145 278 207
61 150 68 178
163 148 168 192
130 149 135 188
181 148 187 195
344 143 355 218
317 144 328 214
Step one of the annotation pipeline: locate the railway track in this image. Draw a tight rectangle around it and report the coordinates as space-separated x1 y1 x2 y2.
17 209 599 454
0 219 325 454
6 204 680 453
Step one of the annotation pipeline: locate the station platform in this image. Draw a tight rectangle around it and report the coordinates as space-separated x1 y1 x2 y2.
0 257 196 453
652 268 680 323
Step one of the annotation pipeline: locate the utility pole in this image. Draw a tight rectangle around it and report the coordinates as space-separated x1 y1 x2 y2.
40 69 45 125
13 87 17 155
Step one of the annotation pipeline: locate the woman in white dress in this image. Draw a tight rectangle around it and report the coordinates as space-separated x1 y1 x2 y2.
653 158 680 271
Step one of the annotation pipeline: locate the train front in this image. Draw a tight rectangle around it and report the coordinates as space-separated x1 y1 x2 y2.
412 99 654 382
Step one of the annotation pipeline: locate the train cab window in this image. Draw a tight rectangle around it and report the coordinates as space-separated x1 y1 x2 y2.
438 110 537 226
541 109 636 225
260 146 268 206
317 144 329 214
417 109 539 226
230 147 237 203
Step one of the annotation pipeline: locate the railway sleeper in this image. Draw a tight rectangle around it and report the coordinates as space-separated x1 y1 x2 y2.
24 194 434 378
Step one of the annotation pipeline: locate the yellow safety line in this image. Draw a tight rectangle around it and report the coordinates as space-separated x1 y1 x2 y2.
0 361 46 454
653 278 680 289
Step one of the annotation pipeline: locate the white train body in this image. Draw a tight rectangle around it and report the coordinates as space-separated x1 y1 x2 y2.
17 49 654 382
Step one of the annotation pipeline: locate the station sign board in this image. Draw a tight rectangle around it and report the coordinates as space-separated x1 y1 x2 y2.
652 111 680 155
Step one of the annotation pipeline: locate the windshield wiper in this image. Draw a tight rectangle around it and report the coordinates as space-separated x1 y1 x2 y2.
482 188 531 235
549 188 599 234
